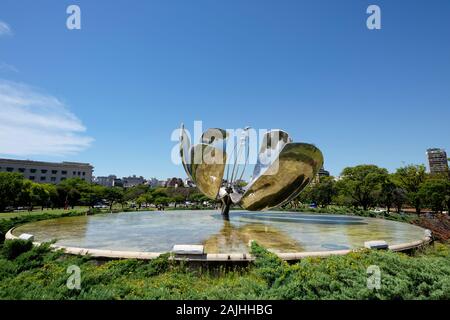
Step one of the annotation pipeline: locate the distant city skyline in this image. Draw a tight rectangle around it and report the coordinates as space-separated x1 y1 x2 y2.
1 1 449 179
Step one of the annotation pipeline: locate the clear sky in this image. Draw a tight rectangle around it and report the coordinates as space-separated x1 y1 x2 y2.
0 0 449 179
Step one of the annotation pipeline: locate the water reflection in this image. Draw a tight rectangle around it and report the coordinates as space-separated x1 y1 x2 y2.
12 210 426 253
203 220 303 253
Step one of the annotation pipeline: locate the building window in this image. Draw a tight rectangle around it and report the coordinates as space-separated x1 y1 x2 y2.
41 169 48 174
78 171 81 176
51 177 56 182
30 169 36 173
18 168 25 173
82 172 86 176
62 170 67 175
61 177 66 181
73 171 76 175
40 176 46 181
52 170 58 174
29 176 35 181
6 167 13 172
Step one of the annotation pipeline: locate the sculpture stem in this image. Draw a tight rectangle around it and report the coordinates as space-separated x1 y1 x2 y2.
221 195 232 219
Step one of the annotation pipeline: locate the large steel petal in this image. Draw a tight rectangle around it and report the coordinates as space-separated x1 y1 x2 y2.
190 143 227 200
179 124 193 180
240 143 323 211
252 130 291 179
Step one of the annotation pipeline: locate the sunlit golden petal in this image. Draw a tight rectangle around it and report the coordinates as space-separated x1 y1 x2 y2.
190 143 227 199
240 143 323 211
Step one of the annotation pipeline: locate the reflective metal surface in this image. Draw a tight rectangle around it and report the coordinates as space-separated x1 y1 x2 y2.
189 143 226 199
179 125 324 212
240 143 323 210
179 124 193 180
251 130 291 178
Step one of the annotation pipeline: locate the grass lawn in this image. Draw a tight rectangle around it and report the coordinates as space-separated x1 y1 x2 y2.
286 205 419 223
0 207 90 221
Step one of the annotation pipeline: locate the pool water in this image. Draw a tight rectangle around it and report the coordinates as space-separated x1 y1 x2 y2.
12 210 427 254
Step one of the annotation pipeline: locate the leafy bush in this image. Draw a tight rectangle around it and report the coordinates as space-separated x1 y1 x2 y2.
249 242 450 300
250 241 287 286
2 239 33 260
0 236 449 299
13 243 54 272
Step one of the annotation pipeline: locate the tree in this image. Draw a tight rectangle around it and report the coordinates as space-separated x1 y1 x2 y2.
153 196 171 210
393 165 427 215
57 178 84 209
43 184 58 209
17 180 35 210
309 176 337 208
142 192 154 209
34 183 52 210
80 184 105 208
150 187 168 198
135 195 146 210
290 186 312 208
392 187 407 213
379 177 396 213
19 183 56 210
0 172 24 212
103 187 124 211
172 194 186 208
164 187 191 208
336 165 388 211
123 184 149 202
188 193 209 206
418 178 449 214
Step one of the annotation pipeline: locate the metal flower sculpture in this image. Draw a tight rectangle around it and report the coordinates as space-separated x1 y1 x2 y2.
179 124 324 217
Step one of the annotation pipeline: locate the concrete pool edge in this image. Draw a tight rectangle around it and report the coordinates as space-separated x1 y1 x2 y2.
5 227 433 262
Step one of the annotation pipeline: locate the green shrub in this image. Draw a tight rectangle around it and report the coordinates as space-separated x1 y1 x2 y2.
142 253 171 276
14 243 53 272
249 242 450 300
2 239 33 260
0 237 449 299
250 241 287 286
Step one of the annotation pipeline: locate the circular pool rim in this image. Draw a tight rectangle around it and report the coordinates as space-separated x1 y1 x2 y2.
5 212 432 261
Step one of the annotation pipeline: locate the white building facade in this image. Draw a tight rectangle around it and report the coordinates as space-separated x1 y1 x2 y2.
0 158 93 184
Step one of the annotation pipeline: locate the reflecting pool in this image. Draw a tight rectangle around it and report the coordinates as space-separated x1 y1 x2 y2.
12 211 427 254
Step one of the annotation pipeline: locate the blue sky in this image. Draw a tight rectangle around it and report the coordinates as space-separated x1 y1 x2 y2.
0 0 449 179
